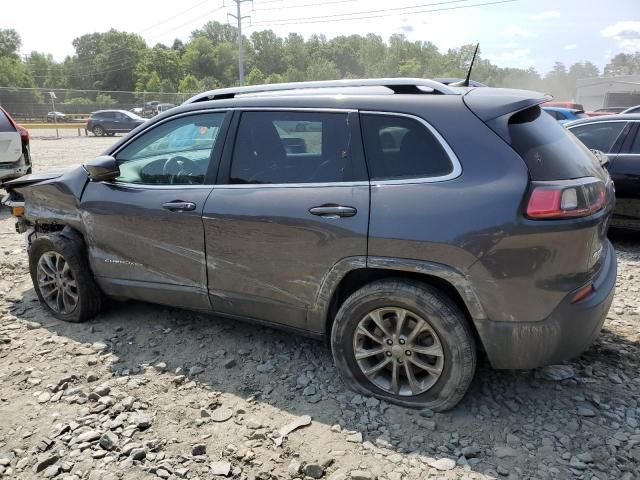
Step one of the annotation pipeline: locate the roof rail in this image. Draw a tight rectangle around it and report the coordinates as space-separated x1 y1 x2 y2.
183 78 457 104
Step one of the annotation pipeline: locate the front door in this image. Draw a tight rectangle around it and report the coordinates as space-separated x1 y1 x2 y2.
80 111 230 310
203 109 370 332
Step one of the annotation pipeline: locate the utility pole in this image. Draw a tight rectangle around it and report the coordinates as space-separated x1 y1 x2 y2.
228 0 252 86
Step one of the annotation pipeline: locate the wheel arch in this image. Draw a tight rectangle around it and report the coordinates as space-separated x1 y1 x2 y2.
309 256 487 343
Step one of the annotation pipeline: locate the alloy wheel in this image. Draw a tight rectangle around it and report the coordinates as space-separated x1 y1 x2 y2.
37 251 79 314
353 307 444 396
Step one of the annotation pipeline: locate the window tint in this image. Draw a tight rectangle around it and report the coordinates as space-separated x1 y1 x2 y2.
630 128 640 154
569 122 627 153
229 111 353 184
361 114 453 180
545 110 558 120
115 113 225 185
508 106 600 181
0 109 15 132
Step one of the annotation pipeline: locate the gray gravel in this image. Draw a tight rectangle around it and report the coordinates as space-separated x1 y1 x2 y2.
1 136 639 479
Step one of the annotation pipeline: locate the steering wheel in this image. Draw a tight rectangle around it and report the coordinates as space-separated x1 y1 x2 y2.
162 156 200 184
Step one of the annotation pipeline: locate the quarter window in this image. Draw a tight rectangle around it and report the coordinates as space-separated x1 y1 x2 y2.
569 122 628 153
229 111 354 184
361 114 454 180
115 112 225 185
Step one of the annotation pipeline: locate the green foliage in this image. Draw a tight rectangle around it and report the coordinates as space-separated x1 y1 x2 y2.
0 21 638 105
178 74 202 93
0 29 21 58
67 97 93 105
96 93 117 106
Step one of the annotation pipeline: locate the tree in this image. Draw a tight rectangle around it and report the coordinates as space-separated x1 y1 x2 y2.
250 30 285 76
0 29 21 58
245 67 265 85
604 52 640 76
178 74 202 93
543 62 572 100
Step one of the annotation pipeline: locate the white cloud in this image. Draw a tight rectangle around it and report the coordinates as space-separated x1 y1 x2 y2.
564 44 578 50
601 21 640 52
531 11 561 21
503 26 536 39
485 48 535 69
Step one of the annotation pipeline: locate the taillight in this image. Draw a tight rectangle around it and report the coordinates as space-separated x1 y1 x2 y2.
16 125 29 143
526 179 606 219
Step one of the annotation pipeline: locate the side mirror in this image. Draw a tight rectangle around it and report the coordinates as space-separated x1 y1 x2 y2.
85 155 120 182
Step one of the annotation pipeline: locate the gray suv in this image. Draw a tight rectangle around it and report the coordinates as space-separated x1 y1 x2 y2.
1 79 617 411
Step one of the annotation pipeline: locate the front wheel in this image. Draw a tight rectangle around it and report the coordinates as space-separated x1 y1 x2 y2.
331 279 476 411
29 233 103 323
92 125 105 137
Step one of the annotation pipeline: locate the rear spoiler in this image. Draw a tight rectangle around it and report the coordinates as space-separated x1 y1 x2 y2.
463 88 552 143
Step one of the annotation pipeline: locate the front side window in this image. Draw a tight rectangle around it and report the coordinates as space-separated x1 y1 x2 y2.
115 112 225 185
361 113 454 180
569 122 628 153
229 111 353 184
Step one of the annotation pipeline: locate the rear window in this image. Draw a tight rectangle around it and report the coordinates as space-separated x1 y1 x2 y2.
508 106 601 181
0 109 15 132
361 114 454 180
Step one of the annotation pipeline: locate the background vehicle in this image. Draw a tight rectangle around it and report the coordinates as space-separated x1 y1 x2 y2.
46 111 69 122
142 101 160 117
0 106 31 183
621 105 640 114
542 106 588 124
593 107 627 114
2 79 616 411
156 103 176 115
544 100 584 110
86 110 145 137
567 114 640 231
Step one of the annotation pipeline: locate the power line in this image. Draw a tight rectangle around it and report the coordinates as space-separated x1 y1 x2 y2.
252 0 360 12
250 0 520 27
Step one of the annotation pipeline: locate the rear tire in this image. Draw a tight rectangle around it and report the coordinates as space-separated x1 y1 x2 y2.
92 125 105 137
29 233 103 323
331 279 476 412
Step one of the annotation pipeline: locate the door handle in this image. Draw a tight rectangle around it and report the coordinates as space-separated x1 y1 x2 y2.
162 201 196 212
309 204 357 218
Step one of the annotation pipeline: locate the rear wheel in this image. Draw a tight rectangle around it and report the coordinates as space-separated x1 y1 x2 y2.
331 279 476 411
92 125 105 137
29 233 103 323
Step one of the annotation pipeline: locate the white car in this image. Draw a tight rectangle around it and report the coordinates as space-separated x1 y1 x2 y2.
0 107 31 183
621 105 640 114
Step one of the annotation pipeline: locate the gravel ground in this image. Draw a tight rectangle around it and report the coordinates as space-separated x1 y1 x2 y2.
0 137 639 480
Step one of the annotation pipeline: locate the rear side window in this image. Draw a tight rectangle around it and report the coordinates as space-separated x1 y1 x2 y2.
508 106 602 180
361 114 453 180
229 111 355 184
569 122 628 153
0 109 15 132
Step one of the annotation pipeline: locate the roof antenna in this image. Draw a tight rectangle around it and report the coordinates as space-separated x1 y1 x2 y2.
451 43 479 87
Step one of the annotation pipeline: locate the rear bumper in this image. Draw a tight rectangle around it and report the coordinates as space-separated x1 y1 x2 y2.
476 240 616 369
0 156 29 182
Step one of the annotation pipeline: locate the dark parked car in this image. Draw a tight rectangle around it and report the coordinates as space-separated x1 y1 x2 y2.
566 114 640 231
0 106 31 183
86 110 145 137
2 78 616 411
621 105 640 114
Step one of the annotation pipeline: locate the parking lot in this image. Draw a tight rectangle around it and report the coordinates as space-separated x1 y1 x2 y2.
1 135 639 480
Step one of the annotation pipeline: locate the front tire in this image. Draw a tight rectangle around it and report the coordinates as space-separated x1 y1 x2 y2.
92 125 105 137
29 233 103 323
331 279 476 411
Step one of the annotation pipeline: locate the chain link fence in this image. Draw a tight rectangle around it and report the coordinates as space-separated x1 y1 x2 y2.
0 87 195 122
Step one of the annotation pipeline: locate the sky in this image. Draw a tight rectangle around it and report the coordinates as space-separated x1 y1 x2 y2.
3 0 640 74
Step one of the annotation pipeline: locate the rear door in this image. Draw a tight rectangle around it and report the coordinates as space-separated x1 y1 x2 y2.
0 109 22 165
203 109 369 332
